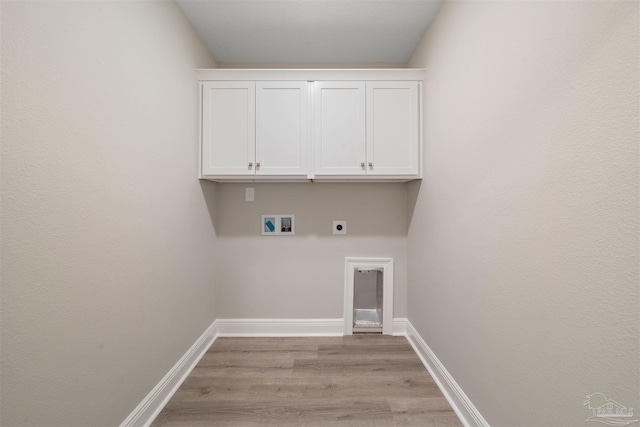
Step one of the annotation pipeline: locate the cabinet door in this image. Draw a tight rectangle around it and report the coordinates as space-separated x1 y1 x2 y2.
366 82 419 176
201 81 255 176
256 82 309 176
313 82 366 176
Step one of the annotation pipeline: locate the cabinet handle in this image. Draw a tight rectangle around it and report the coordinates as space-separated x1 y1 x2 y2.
361 162 365 169
256 162 261 169
368 162 373 169
248 162 253 169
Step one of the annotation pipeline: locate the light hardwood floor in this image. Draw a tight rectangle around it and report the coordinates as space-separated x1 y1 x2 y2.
152 335 462 426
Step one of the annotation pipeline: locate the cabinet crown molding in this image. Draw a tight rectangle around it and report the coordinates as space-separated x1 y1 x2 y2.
197 68 425 82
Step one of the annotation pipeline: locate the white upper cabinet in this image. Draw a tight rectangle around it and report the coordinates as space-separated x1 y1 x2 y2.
198 69 424 182
313 82 366 176
256 82 309 176
313 80 420 178
201 81 255 176
366 81 419 176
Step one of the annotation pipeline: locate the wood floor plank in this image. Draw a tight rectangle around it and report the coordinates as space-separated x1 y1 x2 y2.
388 397 463 426
154 399 393 426
188 365 294 378
151 335 462 427
292 357 425 375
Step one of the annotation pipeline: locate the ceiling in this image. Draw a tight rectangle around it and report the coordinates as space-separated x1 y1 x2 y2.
175 0 443 64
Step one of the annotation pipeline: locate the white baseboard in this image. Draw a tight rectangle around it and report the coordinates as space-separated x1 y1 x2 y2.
404 320 489 427
119 320 218 427
214 317 409 337
392 317 408 335
214 318 344 336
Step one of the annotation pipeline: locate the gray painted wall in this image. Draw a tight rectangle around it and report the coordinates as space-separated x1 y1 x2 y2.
407 1 639 425
0 2 218 425
214 183 408 319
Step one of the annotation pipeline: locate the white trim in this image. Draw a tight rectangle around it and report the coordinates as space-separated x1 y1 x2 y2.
404 320 489 427
214 318 344 337
198 81 203 179
197 68 426 82
307 81 315 180
392 317 408 336
119 320 218 427
418 80 423 179
199 176 420 183
344 257 394 335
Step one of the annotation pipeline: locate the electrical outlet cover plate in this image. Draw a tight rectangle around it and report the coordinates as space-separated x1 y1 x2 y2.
245 187 254 201
333 221 347 235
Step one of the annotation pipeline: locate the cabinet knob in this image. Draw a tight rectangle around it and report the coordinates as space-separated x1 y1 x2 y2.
256 162 261 169
368 162 373 169
361 162 365 169
248 162 253 169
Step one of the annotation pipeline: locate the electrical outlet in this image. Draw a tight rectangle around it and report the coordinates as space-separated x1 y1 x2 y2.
245 187 254 202
333 220 347 235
